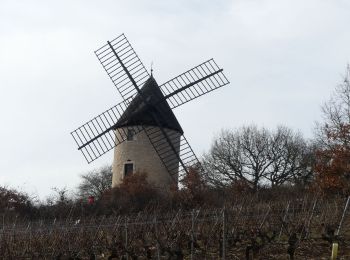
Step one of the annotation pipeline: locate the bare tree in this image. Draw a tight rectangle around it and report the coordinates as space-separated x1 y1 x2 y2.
0 186 32 214
203 125 312 190
314 65 350 194
51 187 72 204
316 65 350 147
203 126 271 191
78 165 112 199
266 126 314 187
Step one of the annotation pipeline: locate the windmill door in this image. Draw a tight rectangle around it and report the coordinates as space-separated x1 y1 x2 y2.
124 163 134 177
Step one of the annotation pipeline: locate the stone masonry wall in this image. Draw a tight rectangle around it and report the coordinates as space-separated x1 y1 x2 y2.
112 126 181 189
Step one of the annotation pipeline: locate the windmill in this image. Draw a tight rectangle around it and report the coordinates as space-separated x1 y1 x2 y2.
71 34 229 188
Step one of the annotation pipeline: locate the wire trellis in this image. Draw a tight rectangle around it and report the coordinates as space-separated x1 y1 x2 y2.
1 198 350 258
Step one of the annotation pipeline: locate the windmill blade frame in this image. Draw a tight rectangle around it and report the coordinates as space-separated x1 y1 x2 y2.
73 33 229 183
71 100 142 163
95 34 150 101
144 126 202 181
95 35 196 178
159 59 229 109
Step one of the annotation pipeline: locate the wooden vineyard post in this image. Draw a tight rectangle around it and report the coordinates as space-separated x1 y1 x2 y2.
278 201 290 241
259 205 271 229
305 199 317 239
191 210 194 260
154 217 160 260
125 217 128 260
336 196 350 236
222 208 226 260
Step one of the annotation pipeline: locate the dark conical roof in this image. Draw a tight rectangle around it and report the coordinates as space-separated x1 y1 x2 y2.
114 77 183 134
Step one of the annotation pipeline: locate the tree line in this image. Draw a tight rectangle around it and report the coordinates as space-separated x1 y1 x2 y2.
203 125 315 191
1 66 350 219
203 65 350 196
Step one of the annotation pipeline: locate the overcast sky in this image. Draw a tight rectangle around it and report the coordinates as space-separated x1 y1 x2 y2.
1 0 350 199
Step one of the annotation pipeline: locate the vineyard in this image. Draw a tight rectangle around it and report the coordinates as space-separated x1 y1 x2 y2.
1 195 350 259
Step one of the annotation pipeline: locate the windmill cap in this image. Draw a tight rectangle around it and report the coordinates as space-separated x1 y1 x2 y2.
114 76 184 134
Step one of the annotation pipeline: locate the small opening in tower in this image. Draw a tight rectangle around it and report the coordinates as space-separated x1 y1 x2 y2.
126 128 135 141
124 163 134 177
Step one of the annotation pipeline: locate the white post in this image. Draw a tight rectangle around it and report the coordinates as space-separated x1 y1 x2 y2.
331 242 338 260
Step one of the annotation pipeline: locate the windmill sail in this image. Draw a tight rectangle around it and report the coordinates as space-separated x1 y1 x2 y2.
110 76 201 179
95 34 150 100
144 126 202 180
73 33 229 181
71 100 142 163
159 59 229 109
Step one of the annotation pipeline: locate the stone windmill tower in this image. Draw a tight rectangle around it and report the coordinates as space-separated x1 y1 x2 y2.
112 76 183 187
71 34 229 188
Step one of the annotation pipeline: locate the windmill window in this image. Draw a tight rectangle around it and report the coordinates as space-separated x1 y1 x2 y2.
126 128 135 141
124 163 134 177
